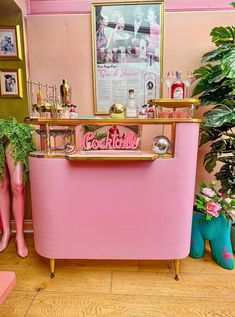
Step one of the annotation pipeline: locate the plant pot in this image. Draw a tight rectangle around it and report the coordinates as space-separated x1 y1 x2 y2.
231 222 235 254
190 211 234 270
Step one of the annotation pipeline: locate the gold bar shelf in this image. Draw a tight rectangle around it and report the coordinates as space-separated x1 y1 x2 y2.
25 117 202 126
29 151 172 161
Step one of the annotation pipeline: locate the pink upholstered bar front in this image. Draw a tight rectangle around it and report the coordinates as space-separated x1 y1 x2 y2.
29 123 199 260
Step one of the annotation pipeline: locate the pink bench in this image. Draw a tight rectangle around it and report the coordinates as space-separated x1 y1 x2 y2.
0 272 16 305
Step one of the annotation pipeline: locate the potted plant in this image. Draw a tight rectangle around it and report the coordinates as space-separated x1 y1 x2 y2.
0 117 35 182
192 2 235 251
0 117 34 256
190 182 235 269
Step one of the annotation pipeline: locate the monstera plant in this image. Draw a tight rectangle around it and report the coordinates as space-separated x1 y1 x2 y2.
192 2 235 194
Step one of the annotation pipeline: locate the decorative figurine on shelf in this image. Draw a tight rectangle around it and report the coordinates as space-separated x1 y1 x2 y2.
109 103 126 118
60 79 72 105
0 118 35 257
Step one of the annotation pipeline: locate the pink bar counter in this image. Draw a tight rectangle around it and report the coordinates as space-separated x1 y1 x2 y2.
29 121 200 279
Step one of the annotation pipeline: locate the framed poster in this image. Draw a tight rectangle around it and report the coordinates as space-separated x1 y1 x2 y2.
91 1 164 114
0 69 23 98
0 25 22 60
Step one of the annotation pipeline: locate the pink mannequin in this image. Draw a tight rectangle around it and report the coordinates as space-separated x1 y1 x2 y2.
0 143 28 257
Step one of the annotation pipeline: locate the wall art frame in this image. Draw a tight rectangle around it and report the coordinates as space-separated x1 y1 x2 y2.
91 0 164 115
0 25 22 60
0 68 23 99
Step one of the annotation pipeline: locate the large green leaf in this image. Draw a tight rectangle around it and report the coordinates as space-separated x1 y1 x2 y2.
201 45 231 63
215 163 235 194
200 124 234 145
204 102 235 127
221 45 235 78
196 83 233 104
204 152 218 173
210 26 235 46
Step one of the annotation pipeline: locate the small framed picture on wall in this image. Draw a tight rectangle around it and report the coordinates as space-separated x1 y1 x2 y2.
0 25 22 60
0 69 23 98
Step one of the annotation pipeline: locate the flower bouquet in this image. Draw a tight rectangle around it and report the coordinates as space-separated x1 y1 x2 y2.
195 182 235 221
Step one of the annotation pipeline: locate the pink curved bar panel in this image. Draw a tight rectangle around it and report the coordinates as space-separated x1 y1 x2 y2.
29 123 199 260
0 272 16 305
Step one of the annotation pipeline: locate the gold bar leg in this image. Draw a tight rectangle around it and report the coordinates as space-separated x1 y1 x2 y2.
174 259 180 281
50 259 55 278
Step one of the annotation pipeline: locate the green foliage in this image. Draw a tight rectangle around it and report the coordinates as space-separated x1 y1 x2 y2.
192 7 235 194
204 99 235 127
210 26 235 46
0 118 35 182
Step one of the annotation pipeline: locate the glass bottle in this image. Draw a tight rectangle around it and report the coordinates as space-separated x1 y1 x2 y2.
138 105 148 118
171 71 185 99
143 54 157 105
147 104 155 118
126 89 138 118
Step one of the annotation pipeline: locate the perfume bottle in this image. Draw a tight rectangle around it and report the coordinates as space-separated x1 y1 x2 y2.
147 104 155 118
171 71 185 99
69 105 78 119
143 54 157 105
138 105 148 118
126 89 138 118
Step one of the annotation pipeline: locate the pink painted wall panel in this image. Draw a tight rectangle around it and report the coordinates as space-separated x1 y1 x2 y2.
29 0 234 15
29 123 199 260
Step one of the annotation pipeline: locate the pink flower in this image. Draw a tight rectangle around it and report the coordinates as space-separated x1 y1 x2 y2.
218 192 226 198
206 202 221 217
201 187 216 198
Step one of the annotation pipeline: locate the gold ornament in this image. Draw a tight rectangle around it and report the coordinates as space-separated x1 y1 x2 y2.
109 103 126 118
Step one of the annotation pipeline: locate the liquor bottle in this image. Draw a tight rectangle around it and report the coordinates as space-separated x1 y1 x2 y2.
143 54 157 105
171 71 185 99
126 89 138 118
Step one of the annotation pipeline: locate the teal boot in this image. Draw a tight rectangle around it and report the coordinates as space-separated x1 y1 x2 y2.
190 211 234 270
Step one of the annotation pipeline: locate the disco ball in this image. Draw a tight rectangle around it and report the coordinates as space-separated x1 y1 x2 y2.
152 135 171 155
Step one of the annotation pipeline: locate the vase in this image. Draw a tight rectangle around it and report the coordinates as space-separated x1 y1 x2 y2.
190 211 234 270
231 222 235 254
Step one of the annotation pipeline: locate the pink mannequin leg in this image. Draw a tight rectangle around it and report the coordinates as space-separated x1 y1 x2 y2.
0 163 11 252
5 145 28 257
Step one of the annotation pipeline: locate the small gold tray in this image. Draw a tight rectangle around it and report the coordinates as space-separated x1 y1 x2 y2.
148 98 200 108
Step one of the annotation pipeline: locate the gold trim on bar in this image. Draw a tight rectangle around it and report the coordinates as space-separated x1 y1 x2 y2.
25 117 202 126
29 152 173 161
148 98 200 108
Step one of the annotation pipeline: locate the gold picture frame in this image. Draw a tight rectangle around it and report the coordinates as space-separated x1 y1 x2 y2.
0 25 22 60
91 0 165 115
0 68 23 98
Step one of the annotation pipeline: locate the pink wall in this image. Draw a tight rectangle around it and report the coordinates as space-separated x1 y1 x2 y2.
26 10 235 186
29 0 234 15
14 0 30 15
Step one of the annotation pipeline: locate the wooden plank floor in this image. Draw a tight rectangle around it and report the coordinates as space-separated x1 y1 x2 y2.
0 233 235 317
